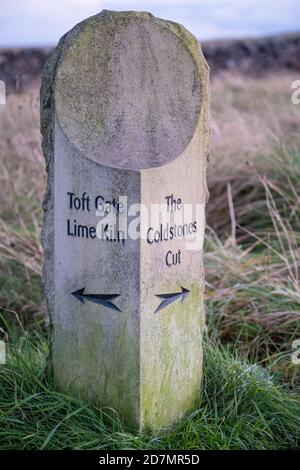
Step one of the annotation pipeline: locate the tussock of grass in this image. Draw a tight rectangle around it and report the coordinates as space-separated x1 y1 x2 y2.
0 89 44 326
0 334 299 450
205 149 300 388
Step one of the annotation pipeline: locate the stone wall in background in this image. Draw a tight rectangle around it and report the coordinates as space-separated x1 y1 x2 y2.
1 32 300 93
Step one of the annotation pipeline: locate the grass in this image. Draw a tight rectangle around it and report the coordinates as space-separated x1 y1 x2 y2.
0 332 299 450
0 71 299 449
205 150 300 389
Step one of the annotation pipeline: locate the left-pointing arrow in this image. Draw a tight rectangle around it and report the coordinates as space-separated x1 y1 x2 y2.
71 288 121 312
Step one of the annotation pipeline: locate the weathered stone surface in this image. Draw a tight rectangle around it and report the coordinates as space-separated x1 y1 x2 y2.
41 10 210 430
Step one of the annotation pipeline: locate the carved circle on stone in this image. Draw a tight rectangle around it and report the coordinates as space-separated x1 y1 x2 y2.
55 12 202 170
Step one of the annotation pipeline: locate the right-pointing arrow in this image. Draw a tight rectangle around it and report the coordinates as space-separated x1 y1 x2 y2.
155 286 190 313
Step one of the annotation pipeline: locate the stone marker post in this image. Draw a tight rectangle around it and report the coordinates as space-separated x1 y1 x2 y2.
41 10 210 430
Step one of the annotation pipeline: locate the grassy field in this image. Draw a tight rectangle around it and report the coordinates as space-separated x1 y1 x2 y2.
0 71 299 449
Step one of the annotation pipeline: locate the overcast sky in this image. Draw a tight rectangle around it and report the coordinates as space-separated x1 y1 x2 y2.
0 0 299 47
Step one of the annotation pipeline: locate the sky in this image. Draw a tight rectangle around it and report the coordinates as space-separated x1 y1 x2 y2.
0 0 299 47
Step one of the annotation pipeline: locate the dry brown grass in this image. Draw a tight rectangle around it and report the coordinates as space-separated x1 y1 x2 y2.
0 84 44 323
208 72 300 235
210 71 300 176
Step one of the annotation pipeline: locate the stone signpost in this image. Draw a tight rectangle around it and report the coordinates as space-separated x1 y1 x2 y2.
41 10 210 429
